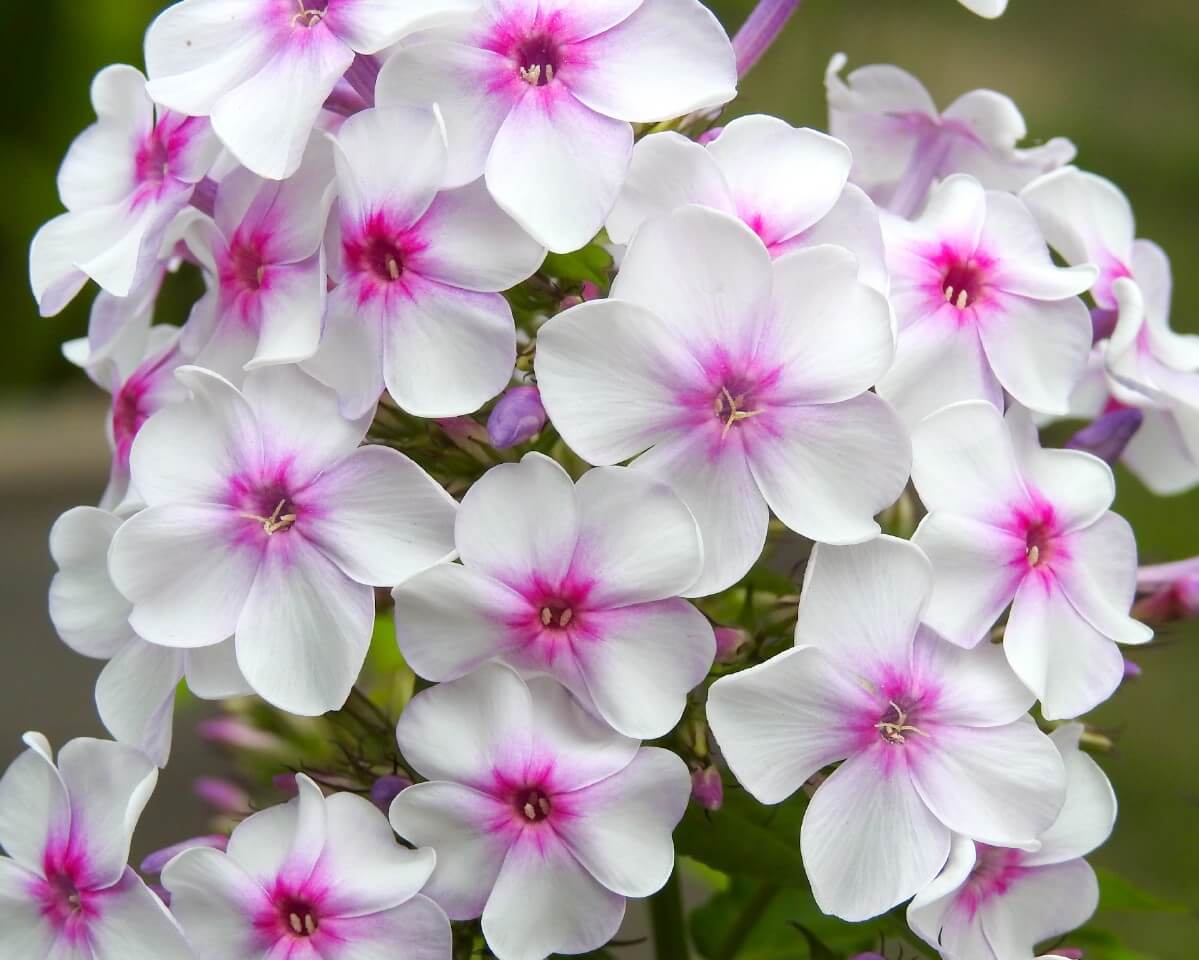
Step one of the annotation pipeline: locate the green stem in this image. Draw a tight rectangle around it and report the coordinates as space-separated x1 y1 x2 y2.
648 863 690 960
716 881 779 960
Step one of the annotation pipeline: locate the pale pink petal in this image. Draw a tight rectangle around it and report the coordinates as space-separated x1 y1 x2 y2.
245 254 326 369
980 859 1099 960
1026 724 1117 865
1122 406 1199 495
911 627 1034 726
162 846 272 959
227 774 327 888
1053 513 1153 645
1020 166 1134 278
317 895 452 960
569 0 736 123
301 286 386 421
388 781 512 921
96 642 184 767
49 507 133 659
0 858 58 957
0 733 70 876
780 184 889 293
708 646 872 804
918 174 989 251
906 835 988 960
87 868 193 960
802 748 950 922
980 191 1097 300
532 0 645 40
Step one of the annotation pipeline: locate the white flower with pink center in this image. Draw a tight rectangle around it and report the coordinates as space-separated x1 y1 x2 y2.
606 114 888 293
174 137 337 381
0 734 192 959
393 453 713 738
50 506 249 767
911 401 1153 719
30 65 219 317
536 204 909 596
375 0 737 252
909 724 1115 960
144 0 477 180
707 536 1067 922
163 774 449 959
303 106 545 419
879 173 1097 425
107 364 459 716
389 664 691 960
825 55 1073 218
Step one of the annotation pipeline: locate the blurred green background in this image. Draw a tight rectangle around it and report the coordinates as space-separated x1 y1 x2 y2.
0 1 1195 957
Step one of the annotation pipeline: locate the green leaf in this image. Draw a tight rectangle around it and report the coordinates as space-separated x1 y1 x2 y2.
789 924 837 960
542 242 614 288
673 790 808 886
1096 867 1189 914
1066 926 1161 960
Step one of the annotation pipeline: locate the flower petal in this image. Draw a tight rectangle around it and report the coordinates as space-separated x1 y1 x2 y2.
0 858 58 957
317 895 452 960
301 286 386 421
49 507 134 659
226 774 327 889
0 733 70 876
161 846 272 959
1053 513 1152 646
87 868 193 960
911 627 1034 727
980 859 1099 960
96 642 184 767
329 0 478 52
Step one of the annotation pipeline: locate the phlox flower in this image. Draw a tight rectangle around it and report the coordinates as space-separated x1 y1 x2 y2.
911 401 1153 719
163 774 450 959
536 204 908 596
393 452 714 738
878 173 1096 425
50 506 248 766
606 114 888 293
826 55 1072 218
389 664 691 960
304 106 545 418
909 724 1115 960
375 0 737 251
707 536 1067 922
30 65 218 316
144 0 476 180
957 0 1008 17
174 136 337 380
107 364 459 715
0 734 192 959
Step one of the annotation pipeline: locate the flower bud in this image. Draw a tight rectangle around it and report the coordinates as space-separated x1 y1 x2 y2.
714 626 749 663
1122 658 1142 682
272 772 301 797
1066 407 1143 465
194 777 251 815
1135 556 1199 626
1053 949 1084 960
370 773 413 811
580 281 602 301
436 415 490 447
140 835 228 875
731 0 802 77
691 766 724 811
1091 306 1119 342
696 126 724 145
487 386 547 449
198 716 285 752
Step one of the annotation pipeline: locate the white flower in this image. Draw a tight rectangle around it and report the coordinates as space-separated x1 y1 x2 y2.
393 453 714 738
909 724 1115 960
879 174 1096 425
389 664 691 960
911 401 1153 719
0 734 192 959
606 114 888 293
707 536 1067 922
30 65 219 316
303 106 544 419
826 54 1072 217
375 0 737 251
536 204 908 596
163 774 449 959
107 364 458 715
957 0 1009 17
144 0 476 180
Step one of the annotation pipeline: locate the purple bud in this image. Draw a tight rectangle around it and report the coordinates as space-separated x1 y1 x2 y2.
696 126 724 145
558 295 584 312
436 415 491 446
1054 949 1085 960
150 884 172 907
140 835 228 875
272 773 301 797
194 777 251 815
580 281 602 301
198 716 284 752
487 386 547 449
691 766 724 811
731 0 803 78
190 177 218 218
370 774 413 811
1091 306 1119 342
714 626 749 663
1122 658 1142 681
1066 407 1143 465
344 53 380 105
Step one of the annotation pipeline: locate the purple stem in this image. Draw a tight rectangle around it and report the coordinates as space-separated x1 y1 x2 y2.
731 0 803 78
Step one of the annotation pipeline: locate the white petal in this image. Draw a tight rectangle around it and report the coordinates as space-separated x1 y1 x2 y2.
569 0 736 123
245 255 326 369
227 774 327 888
980 859 1099 960
110 503 258 649
1020 166 1134 273
708 646 871 804
301 445 457 586
981 191 1097 300
183 638 252 700
162 846 272 960
301 286 386 420
801 748 950 922
0 734 70 875
388 781 512 921
919 174 989 251
557 747 689 898
316 895 452 960
745 394 910 545
57 66 148 210
486 89 632 253
481 832 625 960
96 642 184 767
911 627 1035 726
1053 513 1152 645
781 184 889 294
794 537 932 676
235 536 374 715
0 858 58 958
329 0 478 52
1004 577 1126 721
1026 724 1117 865
382 280 516 418
910 717 1066 847
912 513 1023 648
906 834 985 960
88 868 193 960
49 507 134 659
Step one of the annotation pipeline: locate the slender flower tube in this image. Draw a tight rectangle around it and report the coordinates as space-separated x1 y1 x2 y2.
731 0 802 78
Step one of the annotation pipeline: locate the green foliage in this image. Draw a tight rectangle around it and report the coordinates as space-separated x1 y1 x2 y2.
674 789 807 886
1096 868 1190 915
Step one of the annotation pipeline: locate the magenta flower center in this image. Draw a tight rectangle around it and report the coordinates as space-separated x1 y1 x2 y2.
875 697 928 746
1025 521 1053 567
292 0 329 27
134 133 171 186
516 34 562 85
359 234 406 284
230 240 267 292
713 383 764 439
236 485 300 536
942 259 984 310
278 895 320 937
514 787 553 822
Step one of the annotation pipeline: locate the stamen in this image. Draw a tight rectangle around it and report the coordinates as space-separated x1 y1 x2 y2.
540 607 553 626
519 64 542 85
1027 544 1040 566
304 914 317 936
240 499 298 536
944 285 954 302
289 913 303 934
875 700 929 745
523 801 537 819
292 1 325 26
955 288 969 310
537 795 551 816
545 64 555 83
558 608 572 627
386 255 400 281
716 386 764 440
256 264 266 286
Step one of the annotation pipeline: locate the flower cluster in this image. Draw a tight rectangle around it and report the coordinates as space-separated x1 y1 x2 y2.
10 0 1197 958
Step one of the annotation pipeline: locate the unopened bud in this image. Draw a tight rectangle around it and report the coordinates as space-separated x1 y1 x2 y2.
1066 407 1143 465
436 415 490 446
696 126 724 145
731 0 802 77
580 282 601 301
1052 949 1084 960
691 766 724 811
1122 658 1142 682
141 835 228 874
487 386 547 449
1091 306 1118 342
198 716 285 752
1135 556 1199 625
370 774 413 811
272 772 301 797
194 777 251 815
714 626 749 663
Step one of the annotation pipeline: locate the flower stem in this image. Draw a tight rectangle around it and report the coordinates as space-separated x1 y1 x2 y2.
649 863 691 960
716 881 779 960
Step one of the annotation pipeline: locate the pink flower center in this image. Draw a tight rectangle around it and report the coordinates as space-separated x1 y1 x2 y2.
712 383 764 440
292 0 329 27
941 259 985 310
957 843 1027 919
514 787 553 822
875 697 929 746
112 382 149 465
230 240 267 292
36 867 96 939
277 895 320 937
516 33 561 85
1024 521 1053 567
538 598 574 629
357 233 405 284
233 482 301 537
134 133 171 186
